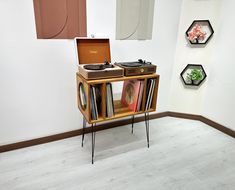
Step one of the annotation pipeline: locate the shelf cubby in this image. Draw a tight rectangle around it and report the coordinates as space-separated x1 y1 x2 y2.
76 73 160 124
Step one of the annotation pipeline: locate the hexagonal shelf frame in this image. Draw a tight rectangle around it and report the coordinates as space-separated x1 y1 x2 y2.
186 20 214 45
180 64 207 86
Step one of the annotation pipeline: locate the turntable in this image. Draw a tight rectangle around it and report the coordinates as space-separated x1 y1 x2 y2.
114 59 157 76
75 38 124 80
79 61 124 80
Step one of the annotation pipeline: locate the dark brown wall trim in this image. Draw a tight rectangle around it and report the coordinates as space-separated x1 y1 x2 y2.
168 111 235 138
0 111 234 153
168 111 201 121
0 129 82 153
199 116 235 138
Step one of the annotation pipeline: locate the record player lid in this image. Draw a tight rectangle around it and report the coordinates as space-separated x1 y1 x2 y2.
75 38 111 65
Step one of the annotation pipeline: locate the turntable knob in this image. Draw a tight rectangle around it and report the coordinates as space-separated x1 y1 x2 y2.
140 68 144 73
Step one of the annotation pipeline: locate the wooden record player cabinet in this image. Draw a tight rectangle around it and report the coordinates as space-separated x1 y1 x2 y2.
76 73 160 164
75 38 159 164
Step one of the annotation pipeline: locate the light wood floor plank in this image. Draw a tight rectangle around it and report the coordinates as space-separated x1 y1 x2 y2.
0 117 234 190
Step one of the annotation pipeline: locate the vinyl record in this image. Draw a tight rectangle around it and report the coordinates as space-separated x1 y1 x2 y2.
121 62 142 67
84 64 105 70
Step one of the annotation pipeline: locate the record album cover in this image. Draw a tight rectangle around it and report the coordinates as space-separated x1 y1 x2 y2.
121 80 141 111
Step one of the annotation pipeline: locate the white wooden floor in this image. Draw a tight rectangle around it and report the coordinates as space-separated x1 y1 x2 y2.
0 117 234 190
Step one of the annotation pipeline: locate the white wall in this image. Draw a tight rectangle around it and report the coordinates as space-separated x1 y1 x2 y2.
169 0 221 114
0 0 81 145
202 0 235 130
169 0 235 130
0 0 182 145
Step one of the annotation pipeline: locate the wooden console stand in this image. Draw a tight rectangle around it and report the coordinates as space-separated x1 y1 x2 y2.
76 73 160 164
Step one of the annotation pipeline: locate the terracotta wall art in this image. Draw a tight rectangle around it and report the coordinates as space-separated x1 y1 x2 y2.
33 0 87 39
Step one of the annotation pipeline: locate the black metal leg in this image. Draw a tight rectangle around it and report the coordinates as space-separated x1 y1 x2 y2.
81 117 86 147
147 113 150 148
145 113 150 148
131 115 134 134
91 123 96 164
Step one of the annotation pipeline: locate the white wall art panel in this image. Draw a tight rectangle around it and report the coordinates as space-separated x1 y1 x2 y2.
116 0 155 40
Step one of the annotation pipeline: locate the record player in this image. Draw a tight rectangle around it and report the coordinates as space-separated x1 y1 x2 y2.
79 61 124 80
114 59 157 76
75 38 124 80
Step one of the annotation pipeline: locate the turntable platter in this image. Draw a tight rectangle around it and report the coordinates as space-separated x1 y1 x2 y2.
83 64 114 70
84 64 105 70
79 64 124 79
120 62 142 67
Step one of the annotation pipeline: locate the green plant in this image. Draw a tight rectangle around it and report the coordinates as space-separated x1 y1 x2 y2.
186 69 203 82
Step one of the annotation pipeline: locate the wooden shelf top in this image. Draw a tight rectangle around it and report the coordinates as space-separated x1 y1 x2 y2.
76 73 159 84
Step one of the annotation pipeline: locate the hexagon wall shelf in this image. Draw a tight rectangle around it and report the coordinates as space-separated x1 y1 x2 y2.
180 64 207 86
186 20 214 45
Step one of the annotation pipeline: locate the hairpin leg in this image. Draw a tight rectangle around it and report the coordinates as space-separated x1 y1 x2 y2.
131 115 135 134
81 117 86 147
145 113 150 148
91 123 96 164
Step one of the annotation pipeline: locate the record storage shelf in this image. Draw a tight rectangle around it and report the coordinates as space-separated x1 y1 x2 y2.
76 73 160 124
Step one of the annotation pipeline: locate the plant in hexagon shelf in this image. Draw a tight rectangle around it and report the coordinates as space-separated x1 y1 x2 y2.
180 64 207 86
186 20 214 45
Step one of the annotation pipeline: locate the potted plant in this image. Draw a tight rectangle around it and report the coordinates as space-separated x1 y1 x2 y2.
187 24 207 43
186 69 203 85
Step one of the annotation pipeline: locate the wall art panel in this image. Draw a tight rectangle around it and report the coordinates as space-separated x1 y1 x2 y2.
33 0 87 39
116 0 155 40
